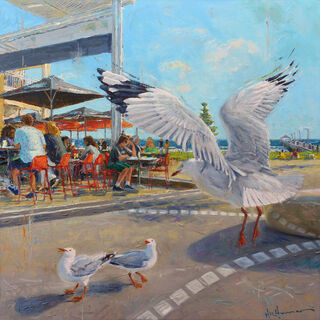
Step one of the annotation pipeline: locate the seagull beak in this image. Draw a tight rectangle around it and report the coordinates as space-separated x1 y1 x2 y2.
172 169 181 177
58 248 67 252
145 240 150 244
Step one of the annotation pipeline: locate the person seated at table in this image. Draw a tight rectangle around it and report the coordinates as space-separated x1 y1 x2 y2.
44 122 67 188
108 135 136 191
101 140 109 153
7 114 47 196
80 136 100 163
130 135 143 156
98 138 105 151
144 137 158 153
44 122 66 165
1 124 16 147
61 136 75 153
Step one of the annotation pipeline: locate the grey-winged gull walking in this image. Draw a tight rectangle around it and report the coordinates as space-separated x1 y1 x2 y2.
106 238 157 288
57 247 115 302
97 61 303 246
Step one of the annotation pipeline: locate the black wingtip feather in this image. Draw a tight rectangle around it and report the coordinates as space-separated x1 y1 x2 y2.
284 79 295 86
97 68 105 75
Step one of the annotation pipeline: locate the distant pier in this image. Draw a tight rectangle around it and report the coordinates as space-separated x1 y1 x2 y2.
280 135 319 152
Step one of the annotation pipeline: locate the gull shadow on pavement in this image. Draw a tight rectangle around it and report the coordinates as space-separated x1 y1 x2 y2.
187 221 319 273
15 281 129 317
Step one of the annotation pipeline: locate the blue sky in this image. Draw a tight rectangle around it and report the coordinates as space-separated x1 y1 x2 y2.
0 0 319 140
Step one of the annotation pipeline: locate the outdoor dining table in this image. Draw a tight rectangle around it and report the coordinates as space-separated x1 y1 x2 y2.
125 156 158 185
0 147 19 169
141 152 164 158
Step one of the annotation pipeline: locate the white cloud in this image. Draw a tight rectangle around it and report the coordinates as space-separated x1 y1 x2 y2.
160 61 192 79
168 27 207 36
205 38 259 72
175 84 191 93
162 61 191 72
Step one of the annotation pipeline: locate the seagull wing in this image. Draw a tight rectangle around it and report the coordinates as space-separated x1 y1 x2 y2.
220 61 298 172
98 70 236 181
109 250 149 269
70 253 110 277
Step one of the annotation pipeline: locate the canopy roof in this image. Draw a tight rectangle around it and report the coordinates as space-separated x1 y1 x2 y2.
52 106 111 121
0 76 104 109
5 0 134 21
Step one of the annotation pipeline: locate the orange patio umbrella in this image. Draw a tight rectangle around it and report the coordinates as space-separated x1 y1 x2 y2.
83 119 133 139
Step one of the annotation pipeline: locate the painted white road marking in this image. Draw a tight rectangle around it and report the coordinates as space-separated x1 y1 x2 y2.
190 210 199 215
153 300 173 317
269 248 288 258
228 212 237 217
136 310 158 320
251 252 271 264
216 264 236 277
170 289 190 306
233 257 255 269
186 279 205 294
201 272 220 286
169 210 179 214
209 211 218 215
272 212 280 219
286 244 302 254
296 227 306 234
287 223 297 231
279 218 287 226
301 241 317 250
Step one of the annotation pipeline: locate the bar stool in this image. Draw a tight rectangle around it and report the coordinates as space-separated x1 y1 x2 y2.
51 153 76 198
18 155 52 205
74 154 94 192
83 154 104 191
101 153 118 189
148 153 170 189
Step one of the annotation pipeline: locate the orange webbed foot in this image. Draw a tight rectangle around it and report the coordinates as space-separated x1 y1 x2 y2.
72 296 84 302
238 232 247 247
65 289 76 295
136 272 148 283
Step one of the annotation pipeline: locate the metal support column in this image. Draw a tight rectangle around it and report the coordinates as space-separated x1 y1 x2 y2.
111 0 123 145
0 74 4 130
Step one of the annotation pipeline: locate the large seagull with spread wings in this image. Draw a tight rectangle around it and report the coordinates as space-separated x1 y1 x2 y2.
97 61 302 246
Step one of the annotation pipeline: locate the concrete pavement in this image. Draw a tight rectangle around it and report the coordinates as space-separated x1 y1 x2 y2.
0 194 319 320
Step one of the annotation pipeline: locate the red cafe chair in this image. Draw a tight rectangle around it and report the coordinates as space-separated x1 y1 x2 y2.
101 153 118 189
18 155 52 205
148 153 170 189
51 153 76 198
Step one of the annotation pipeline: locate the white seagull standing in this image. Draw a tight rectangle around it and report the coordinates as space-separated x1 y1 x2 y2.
97 61 303 246
57 247 115 302
106 238 157 288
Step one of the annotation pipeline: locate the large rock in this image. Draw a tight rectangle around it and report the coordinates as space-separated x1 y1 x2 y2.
265 195 320 238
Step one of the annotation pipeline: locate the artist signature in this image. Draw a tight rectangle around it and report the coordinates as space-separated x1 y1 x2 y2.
265 305 315 319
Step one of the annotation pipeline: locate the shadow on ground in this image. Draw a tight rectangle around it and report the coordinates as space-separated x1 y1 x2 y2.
187 221 319 273
15 281 129 317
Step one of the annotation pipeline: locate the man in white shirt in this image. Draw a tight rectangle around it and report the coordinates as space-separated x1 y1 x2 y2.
8 114 46 195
